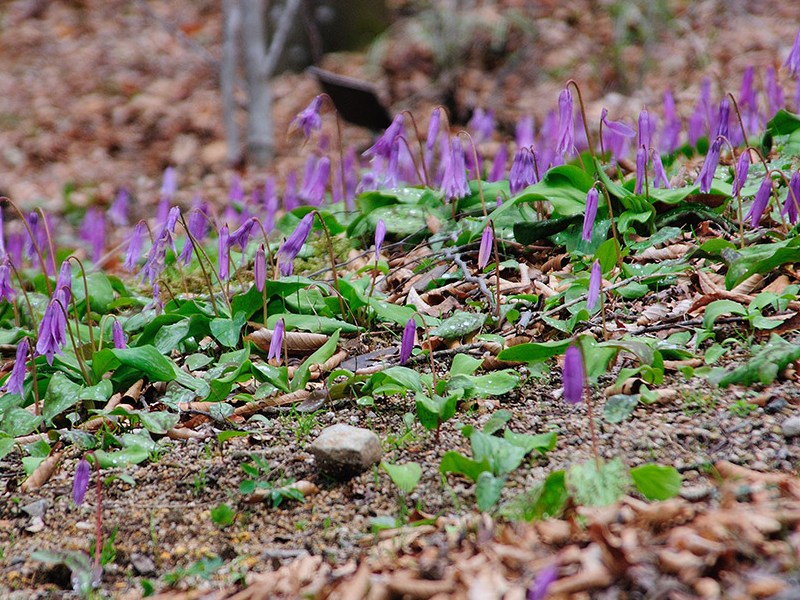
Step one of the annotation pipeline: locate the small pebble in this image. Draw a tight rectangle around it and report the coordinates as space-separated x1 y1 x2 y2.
781 415 800 438
765 398 787 414
680 485 713 502
20 499 50 519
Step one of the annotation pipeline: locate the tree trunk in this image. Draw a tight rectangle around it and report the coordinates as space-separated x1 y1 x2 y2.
242 0 273 167
221 0 242 165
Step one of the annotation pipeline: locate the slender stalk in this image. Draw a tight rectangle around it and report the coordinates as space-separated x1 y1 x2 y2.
66 257 95 352
54 298 91 385
401 109 431 186
595 182 623 267
311 211 346 317
489 219 501 322
457 131 487 217
566 80 598 170
157 279 181 309
35 208 57 276
727 92 749 147
177 213 221 316
1 198 52 295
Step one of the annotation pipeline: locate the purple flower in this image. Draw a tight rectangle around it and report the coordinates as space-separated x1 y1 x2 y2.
601 108 635 159
109 188 130 227
365 114 404 160
562 344 585 404
163 206 181 252
782 171 800 225
254 245 267 292
740 67 757 111
0 205 6 256
489 144 508 183
229 174 244 205
660 91 682 154
426 108 441 151
36 290 68 365
695 138 722 193
478 224 493 270
528 563 558 600
284 171 299 211
81 207 105 264
268 318 284 362
291 95 324 139
1 337 28 395
375 219 386 262
582 188 599 242
766 66 785 117
715 98 731 140
112 320 127 349
651 150 670 189
124 221 147 272
382 144 401 189
637 108 653 151
73 457 91 506
161 167 177 200
400 318 415 365
343 147 359 207
635 145 648 195
509 148 536 194
228 217 257 252
587 260 602 312
516 115 535 149
6 232 23 268
732 151 751 197
556 88 574 157
277 212 314 276
441 138 470 202
468 108 494 143
784 29 800 78
179 203 209 265
56 260 72 307
0 257 15 303
747 176 773 228
218 225 230 282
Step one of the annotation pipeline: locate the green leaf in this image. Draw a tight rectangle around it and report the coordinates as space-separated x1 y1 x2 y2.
509 165 595 217
439 451 492 482
476 471 506 511
43 372 83 425
379 366 423 393
429 311 486 340
718 334 800 387
94 445 150 468
567 458 630 507
381 461 422 494
703 299 747 329
73 272 115 313
503 430 557 454
630 464 682 501
368 298 417 325
210 312 247 348
92 346 177 382
415 392 458 430
0 436 15 460
185 353 214 371
153 320 192 354
470 430 528 477
210 503 236 528
450 354 484 377
482 410 513 435
267 313 358 335
766 109 800 136
138 411 180 434
291 330 340 391
513 214 583 244
1 407 43 437
500 470 568 521
217 430 248 444
603 394 639 423
496 339 571 363
456 371 520 398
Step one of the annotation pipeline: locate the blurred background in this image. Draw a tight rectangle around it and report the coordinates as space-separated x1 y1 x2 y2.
0 0 798 210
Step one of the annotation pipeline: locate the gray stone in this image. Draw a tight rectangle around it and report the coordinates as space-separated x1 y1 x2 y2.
130 553 156 576
680 485 713 502
309 424 382 477
765 398 788 414
781 415 800 438
20 499 50 518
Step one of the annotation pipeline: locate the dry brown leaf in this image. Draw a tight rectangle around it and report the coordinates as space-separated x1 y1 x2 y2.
20 450 63 493
731 273 764 295
636 243 693 262
386 571 454 598
166 428 209 440
234 389 311 418
762 274 791 295
636 303 670 325
245 327 329 354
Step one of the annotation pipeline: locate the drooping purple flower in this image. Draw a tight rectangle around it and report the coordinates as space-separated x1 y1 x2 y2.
72 457 91 506
660 91 682 154
179 203 209 265
695 138 722 193
556 88 574 157
277 212 314 277
284 171 299 211
108 188 130 227
635 145 648 195
254 245 267 292
80 207 105 264
468 108 494 144
732 151 751 197
290 95 324 139
440 138 470 202
516 115 535 149
747 176 773 228
343 147 359 207
228 217 257 252
582 187 599 242
163 206 181 252
1 337 28 395
365 114 404 160
400 318 415 365
374 219 386 262
112 320 127 349
268 318 284 362
229 174 244 205
0 257 15 303
527 563 558 600
601 108 635 159
426 107 442 152
782 171 800 225
715 98 730 140
56 260 72 307
489 143 508 183
161 166 177 200
587 260 602 312
651 150 670 189
478 224 493 270
24 211 41 260
150 282 163 314
562 344 585 404
218 225 230 282
382 144 401 189
0 205 5 256
6 232 23 268
637 108 653 151
124 221 147 272
766 66 785 117
740 67 757 111
688 80 711 145
509 148 537 194
784 29 800 78
538 109 558 169
36 290 68 365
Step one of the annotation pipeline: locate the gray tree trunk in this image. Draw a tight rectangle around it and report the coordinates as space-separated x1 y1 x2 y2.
221 0 242 165
241 0 273 167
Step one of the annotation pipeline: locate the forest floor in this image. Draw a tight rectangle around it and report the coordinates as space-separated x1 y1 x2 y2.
1 1 800 599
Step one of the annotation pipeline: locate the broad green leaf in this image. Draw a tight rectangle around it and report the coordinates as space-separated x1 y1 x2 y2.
630 464 682 501
217 430 248 444
497 339 571 363
267 313 358 335
94 445 150 468
185 353 214 371
703 299 747 329
476 471 505 511
291 329 340 391
415 393 458 430
379 366 423 393
381 461 422 494
603 394 639 423
439 451 492 482
210 503 236 528
459 371 520 398
43 372 83 424
500 470 568 521
153 320 192 354
138 411 180 434
470 430 528 477
1 407 43 437
368 298 417 325
766 109 800 136
429 311 486 340
450 354 484 377
0 436 15 460
92 346 177 382
503 430 557 454
718 334 800 387
210 312 247 348
567 458 630 507
482 410 513 435
513 214 582 244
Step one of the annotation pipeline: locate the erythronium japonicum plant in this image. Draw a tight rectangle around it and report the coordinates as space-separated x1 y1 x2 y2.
562 342 601 469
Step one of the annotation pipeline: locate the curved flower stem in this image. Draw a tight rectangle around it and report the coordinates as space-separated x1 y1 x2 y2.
727 92 749 147
157 278 181 309
401 109 431 186
531 148 541 183
747 145 787 231
457 131 487 217
396 135 427 187
577 340 601 470
566 80 598 171
594 182 623 268
54 298 91 385
768 168 798 233
317 93 348 207
1 197 52 295
598 119 606 158
7 261 36 330
177 213 221 317
7 263 41 413
35 208 57 276
66 257 95 352
488 219 501 321
408 310 438 391
310 211 346 318
718 136 745 247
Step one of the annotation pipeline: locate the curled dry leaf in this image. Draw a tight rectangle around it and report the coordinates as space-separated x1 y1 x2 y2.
234 389 311 418
731 273 764 295
166 428 209 441
636 303 670 325
245 327 329 354
20 450 63 493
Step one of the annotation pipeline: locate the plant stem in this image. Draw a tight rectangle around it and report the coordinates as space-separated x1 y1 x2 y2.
1 198 52 295
489 219 501 322
566 80 598 171
67 257 95 352
458 131 487 216
579 344 601 470
311 211 346 317
595 182 623 268
177 213 221 317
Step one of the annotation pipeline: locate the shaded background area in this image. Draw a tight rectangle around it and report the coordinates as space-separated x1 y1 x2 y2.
0 0 798 210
